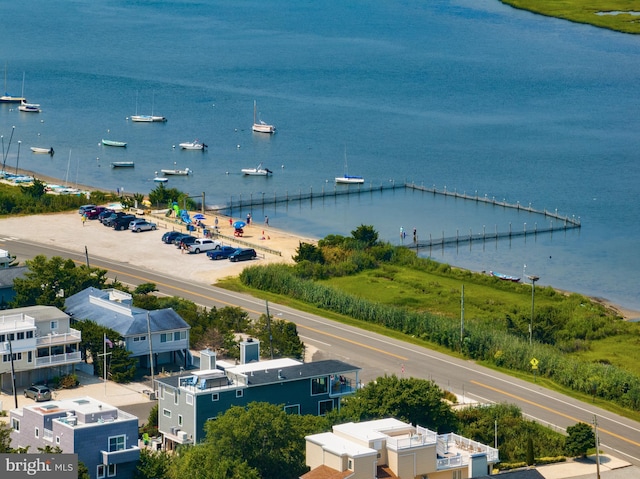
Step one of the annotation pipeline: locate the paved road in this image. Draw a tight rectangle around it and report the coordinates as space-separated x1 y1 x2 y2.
6 239 640 466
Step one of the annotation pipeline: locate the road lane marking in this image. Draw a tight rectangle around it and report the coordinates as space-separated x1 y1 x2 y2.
472 380 640 449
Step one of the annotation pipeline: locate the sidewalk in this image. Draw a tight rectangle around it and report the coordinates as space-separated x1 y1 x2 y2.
536 454 637 479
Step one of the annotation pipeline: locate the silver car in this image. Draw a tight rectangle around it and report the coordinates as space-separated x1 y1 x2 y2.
129 220 157 232
24 385 52 402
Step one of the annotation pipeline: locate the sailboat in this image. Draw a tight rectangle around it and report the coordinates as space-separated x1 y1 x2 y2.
0 64 26 103
335 147 364 184
131 91 167 122
17 73 41 113
252 100 275 134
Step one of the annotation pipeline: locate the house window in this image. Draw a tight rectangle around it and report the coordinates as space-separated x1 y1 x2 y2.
50 320 58 330
26 331 34 339
35 427 39 438
8 333 14 341
160 333 169 343
107 464 116 477
186 394 193 405
109 435 125 452
318 399 333 416
178 415 183 426
27 351 32 363
452 471 461 479
163 409 171 418
133 337 139 342
11 418 19 431
348 459 353 470
174 392 179 405
0 334 4 342
284 404 300 415
16 332 25 340
56 436 60 445
236 389 243 398
211 393 219 401
97 465 106 479
311 377 328 395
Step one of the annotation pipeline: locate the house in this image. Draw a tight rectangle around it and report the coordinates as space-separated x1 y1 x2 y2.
64 287 191 371
303 418 499 479
9 396 140 479
0 264 26 309
156 339 361 449
0 305 82 392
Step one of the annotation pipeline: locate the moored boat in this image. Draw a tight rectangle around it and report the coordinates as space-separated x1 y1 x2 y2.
252 100 275 134
161 167 191 176
179 140 206 150
18 101 41 113
241 163 272 176
111 161 135 168
1 65 25 103
131 114 167 123
30 147 54 156
153 176 168 183
102 139 127 147
335 174 364 184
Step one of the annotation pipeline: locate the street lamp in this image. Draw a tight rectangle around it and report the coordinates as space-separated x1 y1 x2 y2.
528 275 540 345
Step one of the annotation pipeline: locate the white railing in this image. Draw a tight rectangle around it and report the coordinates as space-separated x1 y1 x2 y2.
35 351 82 367
36 329 81 346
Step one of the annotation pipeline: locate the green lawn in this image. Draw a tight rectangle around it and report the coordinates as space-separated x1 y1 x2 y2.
501 0 640 34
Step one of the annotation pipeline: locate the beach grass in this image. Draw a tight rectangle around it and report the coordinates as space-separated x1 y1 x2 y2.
501 0 640 34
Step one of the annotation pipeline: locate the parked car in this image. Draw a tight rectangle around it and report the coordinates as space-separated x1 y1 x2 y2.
112 215 137 231
207 245 237 260
176 235 197 250
187 238 221 254
102 211 128 227
98 208 115 223
172 233 193 245
228 248 257 262
85 206 108 220
78 204 96 215
130 220 157 232
162 231 183 244
24 385 52 402
128 218 148 229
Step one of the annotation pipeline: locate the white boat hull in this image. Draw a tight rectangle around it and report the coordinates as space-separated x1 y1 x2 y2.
335 176 364 184
161 168 191 176
19 102 40 113
131 115 167 122
179 141 206 150
153 177 168 183
252 123 275 134
242 169 270 176
30 147 54 155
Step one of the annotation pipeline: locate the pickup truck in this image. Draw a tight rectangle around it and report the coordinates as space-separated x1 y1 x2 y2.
187 238 221 254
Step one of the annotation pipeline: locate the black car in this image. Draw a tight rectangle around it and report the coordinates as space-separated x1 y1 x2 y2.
162 231 183 244
98 208 115 223
228 248 257 262
176 235 197 249
112 215 137 230
102 211 128 227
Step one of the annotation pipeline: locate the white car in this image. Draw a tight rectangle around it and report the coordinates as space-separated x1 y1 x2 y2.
129 220 157 232
187 238 221 254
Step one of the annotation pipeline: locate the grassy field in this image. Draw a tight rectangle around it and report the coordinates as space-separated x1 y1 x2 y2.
501 0 640 34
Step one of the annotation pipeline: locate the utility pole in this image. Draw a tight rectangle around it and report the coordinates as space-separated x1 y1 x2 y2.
147 312 155 387
266 301 274 359
528 275 539 345
593 415 601 479
460 285 465 343
8 338 18 408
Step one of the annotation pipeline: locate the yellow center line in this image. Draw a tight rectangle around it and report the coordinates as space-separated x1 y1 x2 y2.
472 380 640 448
90 263 408 361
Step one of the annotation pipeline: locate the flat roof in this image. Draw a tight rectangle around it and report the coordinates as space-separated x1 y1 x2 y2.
306 432 377 458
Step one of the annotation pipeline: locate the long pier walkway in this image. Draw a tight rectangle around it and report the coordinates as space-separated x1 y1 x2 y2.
209 181 581 248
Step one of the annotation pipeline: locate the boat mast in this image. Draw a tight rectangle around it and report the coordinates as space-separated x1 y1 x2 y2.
253 100 257 124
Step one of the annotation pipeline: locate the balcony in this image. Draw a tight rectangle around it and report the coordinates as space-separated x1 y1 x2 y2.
35 351 82 367
101 446 140 465
329 376 357 397
36 329 81 346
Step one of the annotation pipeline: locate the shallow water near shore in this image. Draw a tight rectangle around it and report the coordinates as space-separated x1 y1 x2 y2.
1 0 639 310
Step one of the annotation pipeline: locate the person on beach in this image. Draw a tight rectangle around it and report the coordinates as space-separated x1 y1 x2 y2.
246 213 251 225
229 217 233 227
82 214 87 226
265 215 269 226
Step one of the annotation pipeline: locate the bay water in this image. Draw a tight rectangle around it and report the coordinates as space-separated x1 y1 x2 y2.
1 0 639 311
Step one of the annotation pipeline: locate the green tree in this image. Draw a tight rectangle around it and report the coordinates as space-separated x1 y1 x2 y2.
351 224 379 247
134 283 158 295
169 445 260 479
0 421 12 453
565 422 595 458
11 255 108 308
336 375 458 433
109 346 137 383
135 448 173 479
252 316 304 360
20 178 47 199
293 242 324 264
196 402 327 479
526 436 534 465
77 461 91 479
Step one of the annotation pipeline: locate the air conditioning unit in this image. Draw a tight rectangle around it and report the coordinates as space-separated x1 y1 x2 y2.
178 431 188 441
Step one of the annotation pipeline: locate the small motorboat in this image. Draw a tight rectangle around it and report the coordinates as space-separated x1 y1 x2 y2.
30 147 54 156
102 139 127 147
179 139 207 150
153 176 168 183
241 163 272 176
161 167 191 176
111 161 135 168
490 271 521 283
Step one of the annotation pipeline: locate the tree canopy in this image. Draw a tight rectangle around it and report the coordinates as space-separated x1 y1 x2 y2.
565 422 595 458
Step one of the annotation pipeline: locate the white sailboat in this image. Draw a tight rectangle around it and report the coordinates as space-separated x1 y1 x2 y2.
17 73 40 113
252 100 275 134
0 64 25 103
131 91 167 122
335 148 364 184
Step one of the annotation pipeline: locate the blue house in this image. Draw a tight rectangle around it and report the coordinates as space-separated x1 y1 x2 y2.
65 287 191 370
156 339 360 449
10 396 140 479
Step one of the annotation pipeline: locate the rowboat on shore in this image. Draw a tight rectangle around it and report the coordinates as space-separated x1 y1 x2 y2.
490 271 521 283
102 139 127 147
30 147 54 156
111 161 135 168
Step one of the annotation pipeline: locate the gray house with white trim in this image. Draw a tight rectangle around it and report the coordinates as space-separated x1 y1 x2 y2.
64 287 191 371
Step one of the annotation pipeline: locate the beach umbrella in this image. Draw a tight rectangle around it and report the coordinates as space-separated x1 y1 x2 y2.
193 213 206 220
233 220 246 229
